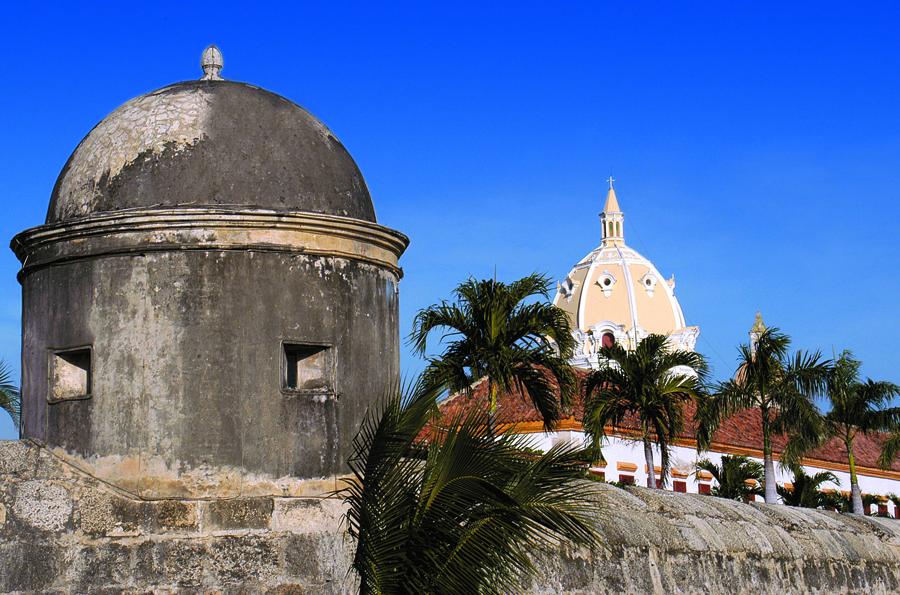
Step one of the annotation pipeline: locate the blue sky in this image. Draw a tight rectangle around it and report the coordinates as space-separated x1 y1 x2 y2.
1 2 898 438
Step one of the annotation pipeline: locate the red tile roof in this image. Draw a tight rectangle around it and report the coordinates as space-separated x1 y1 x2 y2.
438 370 900 477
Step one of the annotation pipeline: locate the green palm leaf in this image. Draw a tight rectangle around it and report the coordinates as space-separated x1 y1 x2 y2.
695 456 764 500
338 380 601 594
0 360 20 431
776 464 840 508
410 273 575 430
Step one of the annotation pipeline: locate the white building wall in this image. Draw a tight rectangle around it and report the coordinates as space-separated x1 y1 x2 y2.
518 430 900 517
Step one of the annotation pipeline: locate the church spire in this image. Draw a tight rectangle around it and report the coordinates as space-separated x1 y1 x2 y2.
750 311 767 334
749 311 766 355
600 176 624 246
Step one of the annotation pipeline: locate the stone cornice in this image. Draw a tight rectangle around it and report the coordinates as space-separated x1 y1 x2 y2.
11 207 409 278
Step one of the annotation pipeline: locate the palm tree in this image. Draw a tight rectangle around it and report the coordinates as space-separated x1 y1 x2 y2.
339 380 600 594
583 334 708 489
776 464 839 508
820 490 851 513
787 351 899 514
695 455 764 501
0 361 20 431
410 274 576 430
700 327 828 504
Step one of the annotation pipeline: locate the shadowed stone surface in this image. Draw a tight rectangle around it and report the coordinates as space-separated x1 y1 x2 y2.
2 441 900 594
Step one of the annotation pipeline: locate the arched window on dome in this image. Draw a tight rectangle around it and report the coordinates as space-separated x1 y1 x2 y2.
601 332 616 349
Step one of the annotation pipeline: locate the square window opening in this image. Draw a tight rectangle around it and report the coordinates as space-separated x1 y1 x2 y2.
698 483 712 495
673 480 687 493
50 348 91 402
283 343 333 394
618 474 635 485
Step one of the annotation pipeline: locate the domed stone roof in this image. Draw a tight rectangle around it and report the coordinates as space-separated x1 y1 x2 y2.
553 180 699 365
47 69 374 223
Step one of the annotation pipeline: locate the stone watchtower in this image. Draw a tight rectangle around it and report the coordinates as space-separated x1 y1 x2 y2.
10 47 408 498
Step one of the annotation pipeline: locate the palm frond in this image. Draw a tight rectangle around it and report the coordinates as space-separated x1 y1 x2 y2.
506 273 552 304
773 386 825 467
511 360 562 431
695 456 763 500
878 432 900 470
856 381 900 433
337 379 602 593
777 464 840 508
782 349 830 400
408 273 575 430
0 361 20 431
410 302 472 356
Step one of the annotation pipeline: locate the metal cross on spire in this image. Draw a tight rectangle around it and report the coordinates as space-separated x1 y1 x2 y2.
607 175 615 189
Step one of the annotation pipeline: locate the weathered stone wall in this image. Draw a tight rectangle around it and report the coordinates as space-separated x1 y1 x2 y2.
528 483 900 594
18 248 401 497
0 441 354 593
3 440 900 594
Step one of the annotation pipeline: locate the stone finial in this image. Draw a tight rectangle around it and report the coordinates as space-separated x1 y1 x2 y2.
201 45 224 80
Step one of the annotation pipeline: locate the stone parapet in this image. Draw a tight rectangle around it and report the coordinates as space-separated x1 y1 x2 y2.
527 482 900 593
2 440 900 593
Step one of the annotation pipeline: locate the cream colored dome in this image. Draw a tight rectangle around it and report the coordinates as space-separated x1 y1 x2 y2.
552 179 699 368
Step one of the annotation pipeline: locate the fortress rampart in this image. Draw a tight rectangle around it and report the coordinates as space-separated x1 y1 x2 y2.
3 440 899 594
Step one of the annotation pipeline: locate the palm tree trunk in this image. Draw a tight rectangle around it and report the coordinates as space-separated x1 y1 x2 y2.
848 446 864 515
487 379 497 438
644 439 656 489
761 412 778 504
763 449 777 504
488 378 498 415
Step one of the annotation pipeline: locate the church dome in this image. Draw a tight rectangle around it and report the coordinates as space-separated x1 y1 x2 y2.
553 180 699 365
47 50 374 224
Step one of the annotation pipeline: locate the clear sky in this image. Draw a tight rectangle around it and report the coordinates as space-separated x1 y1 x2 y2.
1 2 898 439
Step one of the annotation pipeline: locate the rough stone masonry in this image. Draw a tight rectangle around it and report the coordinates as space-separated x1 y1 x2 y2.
3 440 900 594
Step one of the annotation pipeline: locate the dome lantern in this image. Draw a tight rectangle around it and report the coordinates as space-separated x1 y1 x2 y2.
600 176 624 247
